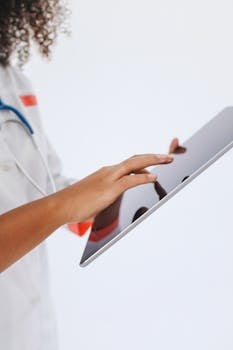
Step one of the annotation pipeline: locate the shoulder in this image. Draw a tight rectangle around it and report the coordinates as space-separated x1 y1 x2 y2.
2 65 44 131
8 65 41 112
0 64 36 98
0 65 47 133
7 65 34 93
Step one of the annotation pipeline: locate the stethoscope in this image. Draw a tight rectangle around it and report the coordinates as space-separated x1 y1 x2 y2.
0 99 56 196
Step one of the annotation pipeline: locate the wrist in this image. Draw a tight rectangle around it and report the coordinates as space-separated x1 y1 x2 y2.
48 190 73 226
50 187 81 225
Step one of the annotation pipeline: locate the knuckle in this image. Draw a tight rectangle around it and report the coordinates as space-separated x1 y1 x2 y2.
120 161 129 173
100 165 112 173
98 166 107 175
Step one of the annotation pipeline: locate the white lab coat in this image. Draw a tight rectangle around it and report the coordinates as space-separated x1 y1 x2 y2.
0 65 73 350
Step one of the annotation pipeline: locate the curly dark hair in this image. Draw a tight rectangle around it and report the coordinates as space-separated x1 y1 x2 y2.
0 0 69 67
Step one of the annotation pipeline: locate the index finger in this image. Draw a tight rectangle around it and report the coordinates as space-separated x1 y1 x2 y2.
115 154 174 178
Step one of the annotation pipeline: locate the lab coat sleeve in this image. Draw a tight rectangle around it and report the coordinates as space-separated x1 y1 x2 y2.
45 136 93 236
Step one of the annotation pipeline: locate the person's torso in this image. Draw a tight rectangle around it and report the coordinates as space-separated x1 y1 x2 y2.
0 65 58 350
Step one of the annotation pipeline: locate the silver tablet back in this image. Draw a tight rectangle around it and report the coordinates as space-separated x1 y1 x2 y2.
80 108 233 267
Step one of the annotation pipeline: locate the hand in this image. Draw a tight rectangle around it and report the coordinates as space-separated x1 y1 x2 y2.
58 154 174 224
91 139 185 232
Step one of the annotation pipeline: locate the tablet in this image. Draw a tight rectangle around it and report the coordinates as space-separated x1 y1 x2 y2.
80 107 233 267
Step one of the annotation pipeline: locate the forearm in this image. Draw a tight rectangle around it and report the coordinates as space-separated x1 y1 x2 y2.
0 193 67 273
0 153 174 273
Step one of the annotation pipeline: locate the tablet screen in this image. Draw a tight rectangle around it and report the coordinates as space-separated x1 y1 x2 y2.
80 108 233 266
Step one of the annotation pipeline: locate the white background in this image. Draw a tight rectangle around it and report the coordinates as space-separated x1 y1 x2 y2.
26 0 233 349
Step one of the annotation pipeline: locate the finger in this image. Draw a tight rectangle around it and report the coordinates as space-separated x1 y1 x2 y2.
169 138 179 153
116 154 174 178
118 173 158 191
134 168 150 175
129 153 165 159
